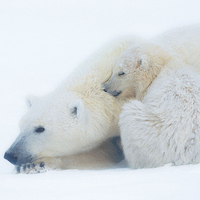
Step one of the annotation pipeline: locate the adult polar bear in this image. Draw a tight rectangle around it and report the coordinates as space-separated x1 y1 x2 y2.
4 36 141 173
104 24 200 168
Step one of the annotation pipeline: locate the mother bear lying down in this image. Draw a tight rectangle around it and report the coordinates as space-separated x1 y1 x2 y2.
4 36 141 174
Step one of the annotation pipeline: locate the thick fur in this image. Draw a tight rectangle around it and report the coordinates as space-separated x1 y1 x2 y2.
120 68 200 168
103 24 200 169
5 36 143 173
104 24 200 100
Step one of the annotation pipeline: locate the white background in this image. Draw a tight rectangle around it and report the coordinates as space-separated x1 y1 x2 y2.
1 0 200 199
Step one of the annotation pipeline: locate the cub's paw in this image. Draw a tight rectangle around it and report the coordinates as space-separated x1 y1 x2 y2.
15 162 47 174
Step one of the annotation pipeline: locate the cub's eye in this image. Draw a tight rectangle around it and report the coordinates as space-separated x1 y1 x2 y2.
118 72 125 76
35 127 45 133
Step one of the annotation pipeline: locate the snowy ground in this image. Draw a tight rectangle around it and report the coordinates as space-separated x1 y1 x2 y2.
1 0 200 199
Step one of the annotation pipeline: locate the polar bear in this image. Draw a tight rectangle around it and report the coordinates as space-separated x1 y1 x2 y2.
102 25 200 169
119 68 200 168
104 25 200 100
4 36 142 173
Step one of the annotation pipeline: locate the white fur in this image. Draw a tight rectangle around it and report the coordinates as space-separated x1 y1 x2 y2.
104 24 200 100
151 24 200 66
5 36 143 171
104 25 200 169
120 68 200 168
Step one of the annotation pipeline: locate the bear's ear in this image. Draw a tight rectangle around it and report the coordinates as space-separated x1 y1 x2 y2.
138 56 150 71
26 95 38 108
69 99 86 120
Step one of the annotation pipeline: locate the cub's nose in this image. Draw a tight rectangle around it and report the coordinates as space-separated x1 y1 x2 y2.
4 152 18 165
103 82 109 93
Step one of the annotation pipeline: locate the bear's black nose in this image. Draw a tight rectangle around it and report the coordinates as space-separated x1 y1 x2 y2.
4 152 18 165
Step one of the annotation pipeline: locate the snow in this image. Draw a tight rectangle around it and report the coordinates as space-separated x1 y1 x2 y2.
1 165 200 200
1 0 200 199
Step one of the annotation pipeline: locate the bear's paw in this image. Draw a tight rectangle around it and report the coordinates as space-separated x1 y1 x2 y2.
15 162 47 174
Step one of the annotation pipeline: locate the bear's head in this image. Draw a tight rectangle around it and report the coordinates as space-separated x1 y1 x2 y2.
104 43 171 100
4 84 120 166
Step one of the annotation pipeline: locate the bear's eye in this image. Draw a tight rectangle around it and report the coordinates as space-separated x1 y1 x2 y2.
35 127 45 133
71 106 77 116
118 72 125 76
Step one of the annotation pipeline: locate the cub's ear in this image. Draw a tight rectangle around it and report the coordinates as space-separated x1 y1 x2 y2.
68 99 87 120
26 95 38 108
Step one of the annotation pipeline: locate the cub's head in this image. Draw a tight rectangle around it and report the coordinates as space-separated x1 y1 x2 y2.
104 43 170 100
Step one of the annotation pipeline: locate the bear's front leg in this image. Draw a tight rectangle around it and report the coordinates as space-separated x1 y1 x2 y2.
14 136 124 174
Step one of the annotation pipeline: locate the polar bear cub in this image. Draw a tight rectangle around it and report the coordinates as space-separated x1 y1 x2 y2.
119 68 200 168
104 25 200 100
